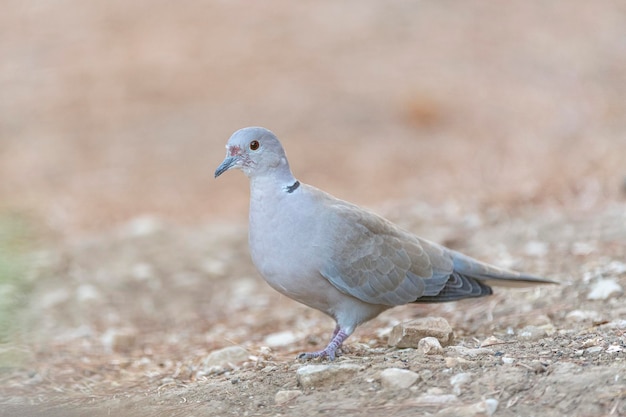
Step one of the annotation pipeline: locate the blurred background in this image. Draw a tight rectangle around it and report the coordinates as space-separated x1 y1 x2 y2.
1 0 625 236
1 2 626 410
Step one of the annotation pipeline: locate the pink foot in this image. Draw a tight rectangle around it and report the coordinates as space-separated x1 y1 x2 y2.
298 329 349 361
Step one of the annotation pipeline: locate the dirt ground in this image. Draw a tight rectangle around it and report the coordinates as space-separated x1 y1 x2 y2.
1 1 626 416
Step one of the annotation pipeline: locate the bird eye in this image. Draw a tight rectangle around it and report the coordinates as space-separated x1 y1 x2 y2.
249 140 260 151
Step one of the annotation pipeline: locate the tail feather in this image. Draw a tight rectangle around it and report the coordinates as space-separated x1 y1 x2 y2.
451 250 558 287
413 272 492 303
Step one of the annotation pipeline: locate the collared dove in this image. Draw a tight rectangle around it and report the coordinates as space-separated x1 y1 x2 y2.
215 127 556 360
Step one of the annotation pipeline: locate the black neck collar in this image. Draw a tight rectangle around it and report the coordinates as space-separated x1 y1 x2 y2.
286 180 300 193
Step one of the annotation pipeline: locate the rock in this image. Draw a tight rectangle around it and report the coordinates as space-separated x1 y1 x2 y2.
131 263 155 281
565 310 603 323
202 259 227 277
601 319 626 330
607 260 626 275
585 346 603 354
436 398 499 417
501 356 515 365
101 328 137 353
445 357 472 367
76 284 101 303
388 317 454 348
263 330 299 347
479 336 505 348
296 363 361 389
524 240 548 257
274 390 302 405
517 324 555 341
414 393 458 406
121 215 164 237
40 288 71 309
607 345 624 353
484 399 499 416
419 369 434 381
571 242 596 256
380 368 420 389
450 372 472 395
587 279 623 300
418 337 444 355
203 346 250 371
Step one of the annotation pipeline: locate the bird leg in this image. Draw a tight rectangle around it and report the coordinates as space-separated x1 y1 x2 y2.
298 327 349 361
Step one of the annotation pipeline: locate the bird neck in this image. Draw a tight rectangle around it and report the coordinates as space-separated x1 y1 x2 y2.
249 167 299 197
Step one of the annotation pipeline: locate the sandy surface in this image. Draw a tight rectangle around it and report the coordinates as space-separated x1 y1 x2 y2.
1 1 625 416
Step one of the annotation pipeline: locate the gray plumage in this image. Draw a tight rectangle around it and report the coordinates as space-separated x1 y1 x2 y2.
214 127 556 360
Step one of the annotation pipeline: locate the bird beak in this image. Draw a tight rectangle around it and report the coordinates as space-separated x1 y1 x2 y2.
214 155 237 178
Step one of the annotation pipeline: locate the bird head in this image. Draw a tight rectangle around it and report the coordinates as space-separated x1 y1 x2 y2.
214 127 289 179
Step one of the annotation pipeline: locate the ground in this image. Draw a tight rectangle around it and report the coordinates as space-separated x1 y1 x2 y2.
1 1 625 416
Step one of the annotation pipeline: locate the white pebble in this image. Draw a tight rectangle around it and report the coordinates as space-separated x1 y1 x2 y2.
203 346 250 370
450 372 472 395
414 394 457 405
296 364 361 389
76 284 100 303
380 368 420 389
565 310 603 323
587 279 623 300
524 241 548 257
418 337 444 355
263 331 299 347
484 398 499 416
501 356 515 365
274 390 302 405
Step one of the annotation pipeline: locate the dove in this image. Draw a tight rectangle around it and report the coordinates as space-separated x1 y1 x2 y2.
214 127 556 360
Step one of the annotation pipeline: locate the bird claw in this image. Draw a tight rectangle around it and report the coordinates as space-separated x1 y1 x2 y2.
297 349 337 361
297 329 348 361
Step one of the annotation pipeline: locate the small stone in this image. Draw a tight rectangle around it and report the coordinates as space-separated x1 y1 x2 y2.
131 263 155 281
524 241 548 257
587 279 623 300
202 259 227 277
517 325 548 341
263 331 299 347
530 360 547 373
580 337 602 349
436 398 499 417
607 260 626 275
445 357 472 367
203 346 250 370
565 310 603 323
447 346 492 358
450 373 472 395
585 346 604 354
480 336 505 348
274 390 302 405
571 242 596 256
501 356 515 365
607 345 623 353
380 368 420 389
414 394 458 406
418 337 444 355
388 317 454 348
419 369 434 381
121 215 163 237
601 319 626 330
101 328 137 353
40 288 71 309
524 314 553 326
296 363 361 389
76 284 100 303
484 398 499 416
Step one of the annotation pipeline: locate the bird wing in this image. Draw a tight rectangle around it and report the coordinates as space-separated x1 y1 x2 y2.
317 197 556 307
